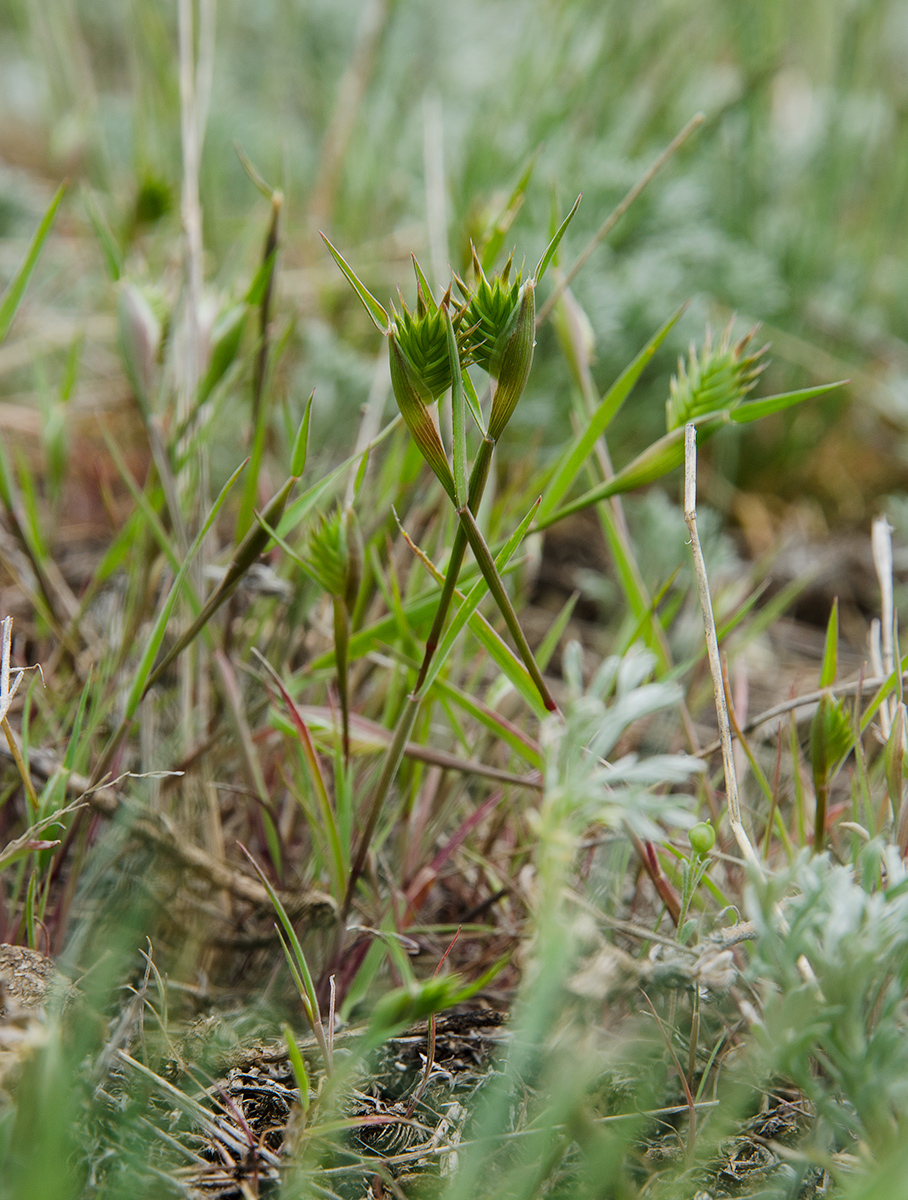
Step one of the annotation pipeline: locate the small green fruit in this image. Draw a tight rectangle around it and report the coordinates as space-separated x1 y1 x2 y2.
689 821 716 857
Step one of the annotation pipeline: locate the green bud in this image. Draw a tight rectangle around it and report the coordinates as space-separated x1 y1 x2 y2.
291 392 314 478
809 693 853 785
460 251 536 440
389 330 457 502
689 821 716 857
666 323 767 432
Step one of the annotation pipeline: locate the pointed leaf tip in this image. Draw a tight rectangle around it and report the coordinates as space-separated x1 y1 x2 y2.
320 232 389 333
534 193 581 285
291 391 314 477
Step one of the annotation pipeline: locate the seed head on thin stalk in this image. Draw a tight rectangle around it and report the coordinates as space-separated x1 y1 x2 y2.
304 505 363 761
667 322 767 431
683 423 762 875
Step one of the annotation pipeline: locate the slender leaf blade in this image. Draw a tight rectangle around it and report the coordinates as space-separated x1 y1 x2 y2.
537 306 686 522
534 193 582 285
730 381 847 423
320 233 388 332
0 184 65 345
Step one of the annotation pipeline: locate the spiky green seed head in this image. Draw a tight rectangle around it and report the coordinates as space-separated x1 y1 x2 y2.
810 693 853 783
460 250 523 376
389 301 453 400
666 324 767 432
388 264 469 402
305 505 362 608
487 279 536 441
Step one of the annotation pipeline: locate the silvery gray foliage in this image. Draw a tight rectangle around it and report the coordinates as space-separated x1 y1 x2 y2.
540 643 704 842
744 844 908 1151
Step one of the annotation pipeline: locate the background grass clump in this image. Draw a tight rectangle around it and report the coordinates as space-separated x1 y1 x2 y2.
2 2 908 1198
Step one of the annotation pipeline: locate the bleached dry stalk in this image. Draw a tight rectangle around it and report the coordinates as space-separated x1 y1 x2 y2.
176 0 218 753
177 0 206 431
683 424 762 874
871 515 898 737
0 616 37 811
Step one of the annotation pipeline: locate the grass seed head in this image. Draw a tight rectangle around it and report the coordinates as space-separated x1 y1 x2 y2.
306 505 362 608
461 247 524 376
666 322 767 431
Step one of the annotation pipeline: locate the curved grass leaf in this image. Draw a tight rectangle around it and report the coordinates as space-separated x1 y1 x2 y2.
0 184 65 346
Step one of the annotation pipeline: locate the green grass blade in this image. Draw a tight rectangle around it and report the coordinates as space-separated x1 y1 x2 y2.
0 184 65 345
420 499 541 698
537 414 726 529
254 650 347 902
277 415 401 537
730 380 847 423
80 185 122 281
535 591 579 672
447 308 468 507
395 514 547 717
320 232 388 332
536 305 686 522
122 460 246 722
533 193 582 285
457 503 556 711
820 597 839 688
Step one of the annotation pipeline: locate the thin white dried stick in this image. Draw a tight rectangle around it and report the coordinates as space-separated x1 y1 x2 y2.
0 617 36 810
177 0 217 755
177 0 205 429
683 424 762 874
872 515 896 736
0 616 10 719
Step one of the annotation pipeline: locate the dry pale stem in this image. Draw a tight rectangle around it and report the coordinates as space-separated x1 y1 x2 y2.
683 424 762 874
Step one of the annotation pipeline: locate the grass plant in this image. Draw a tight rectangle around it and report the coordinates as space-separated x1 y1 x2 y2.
3 3 908 1199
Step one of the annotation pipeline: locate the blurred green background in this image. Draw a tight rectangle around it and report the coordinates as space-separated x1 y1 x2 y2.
2 0 908 530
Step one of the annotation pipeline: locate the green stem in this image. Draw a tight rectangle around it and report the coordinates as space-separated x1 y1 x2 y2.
333 595 351 764
344 439 499 917
414 436 495 691
456 505 557 713
814 776 828 853
342 692 421 921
